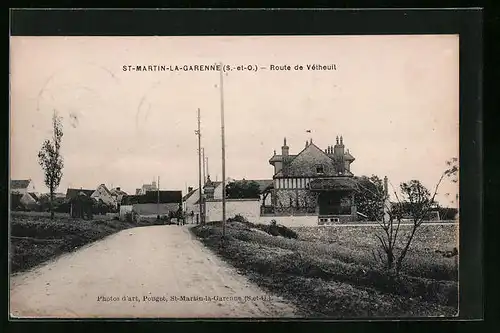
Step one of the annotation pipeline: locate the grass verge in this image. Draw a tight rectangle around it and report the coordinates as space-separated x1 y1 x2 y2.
10 213 158 273
191 222 458 318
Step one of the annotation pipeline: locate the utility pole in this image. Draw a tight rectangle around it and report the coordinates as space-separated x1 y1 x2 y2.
219 62 227 241
206 156 209 179
202 147 206 185
196 108 203 225
157 176 160 218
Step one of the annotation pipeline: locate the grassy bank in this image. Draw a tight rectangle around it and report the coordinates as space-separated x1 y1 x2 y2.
190 222 458 318
10 213 158 273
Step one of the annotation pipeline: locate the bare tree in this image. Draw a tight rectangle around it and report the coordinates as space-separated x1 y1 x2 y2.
356 158 458 275
38 111 64 219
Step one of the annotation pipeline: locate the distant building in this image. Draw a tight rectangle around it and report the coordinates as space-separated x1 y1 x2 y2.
11 192 39 211
10 179 39 211
90 184 115 206
110 187 128 209
120 190 182 219
66 188 95 200
11 179 37 195
266 136 358 223
136 180 158 195
183 186 200 215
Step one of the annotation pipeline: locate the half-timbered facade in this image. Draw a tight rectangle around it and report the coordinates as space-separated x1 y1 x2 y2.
265 136 359 223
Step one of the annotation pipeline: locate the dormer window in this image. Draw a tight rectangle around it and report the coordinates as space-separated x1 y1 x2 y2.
316 165 324 174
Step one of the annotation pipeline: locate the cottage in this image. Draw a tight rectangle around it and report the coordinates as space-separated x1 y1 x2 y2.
265 136 358 224
11 179 37 195
183 186 201 221
91 184 115 207
110 187 128 209
66 188 95 217
11 192 39 211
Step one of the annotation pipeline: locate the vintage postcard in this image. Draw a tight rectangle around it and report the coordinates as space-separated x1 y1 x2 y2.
9 35 459 319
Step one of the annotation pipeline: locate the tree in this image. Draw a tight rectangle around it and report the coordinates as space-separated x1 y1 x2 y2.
359 158 458 275
38 111 64 219
354 175 385 221
225 180 261 199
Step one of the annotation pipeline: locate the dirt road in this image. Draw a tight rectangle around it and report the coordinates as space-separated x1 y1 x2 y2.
10 226 297 318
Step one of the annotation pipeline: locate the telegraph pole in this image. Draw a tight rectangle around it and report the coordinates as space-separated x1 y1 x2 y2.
157 176 160 218
206 156 209 179
196 108 203 225
219 63 227 241
202 148 206 185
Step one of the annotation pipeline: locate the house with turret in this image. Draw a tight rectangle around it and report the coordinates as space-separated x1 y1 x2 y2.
263 136 359 224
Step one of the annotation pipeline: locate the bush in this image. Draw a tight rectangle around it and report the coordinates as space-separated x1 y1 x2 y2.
437 207 458 220
227 214 248 223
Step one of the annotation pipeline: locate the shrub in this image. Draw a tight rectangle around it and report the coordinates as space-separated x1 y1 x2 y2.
227 214 248 223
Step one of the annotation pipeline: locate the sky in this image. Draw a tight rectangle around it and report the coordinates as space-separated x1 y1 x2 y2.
10 35 459 206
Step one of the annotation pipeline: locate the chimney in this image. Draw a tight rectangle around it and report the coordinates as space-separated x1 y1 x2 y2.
188 186 193 193
281 137 289 156
384 176 389 197
306 141 309 148
116 187 120 191
334 135 345 156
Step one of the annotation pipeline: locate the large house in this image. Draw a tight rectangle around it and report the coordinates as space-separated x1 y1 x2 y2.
265 136 359 223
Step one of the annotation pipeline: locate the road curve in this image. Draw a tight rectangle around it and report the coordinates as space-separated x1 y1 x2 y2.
10 225 297 318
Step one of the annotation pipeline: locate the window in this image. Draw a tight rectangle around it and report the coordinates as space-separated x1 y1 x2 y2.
316 165 324 174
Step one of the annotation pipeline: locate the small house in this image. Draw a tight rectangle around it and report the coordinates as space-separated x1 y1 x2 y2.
11 179 37 195
66 188 95 218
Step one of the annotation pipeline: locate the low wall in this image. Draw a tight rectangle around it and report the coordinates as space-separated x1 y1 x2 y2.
205 199 260 223
258 215 319 227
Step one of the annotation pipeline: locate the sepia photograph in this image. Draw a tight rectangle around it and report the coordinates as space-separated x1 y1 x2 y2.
9 35 460 319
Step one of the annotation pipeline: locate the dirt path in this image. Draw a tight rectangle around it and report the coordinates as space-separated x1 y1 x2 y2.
10 225 297 318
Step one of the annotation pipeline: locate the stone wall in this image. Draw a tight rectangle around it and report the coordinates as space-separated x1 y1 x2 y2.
205 198 261 223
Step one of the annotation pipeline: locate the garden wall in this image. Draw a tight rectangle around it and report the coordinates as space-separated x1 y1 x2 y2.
205 198 260 223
